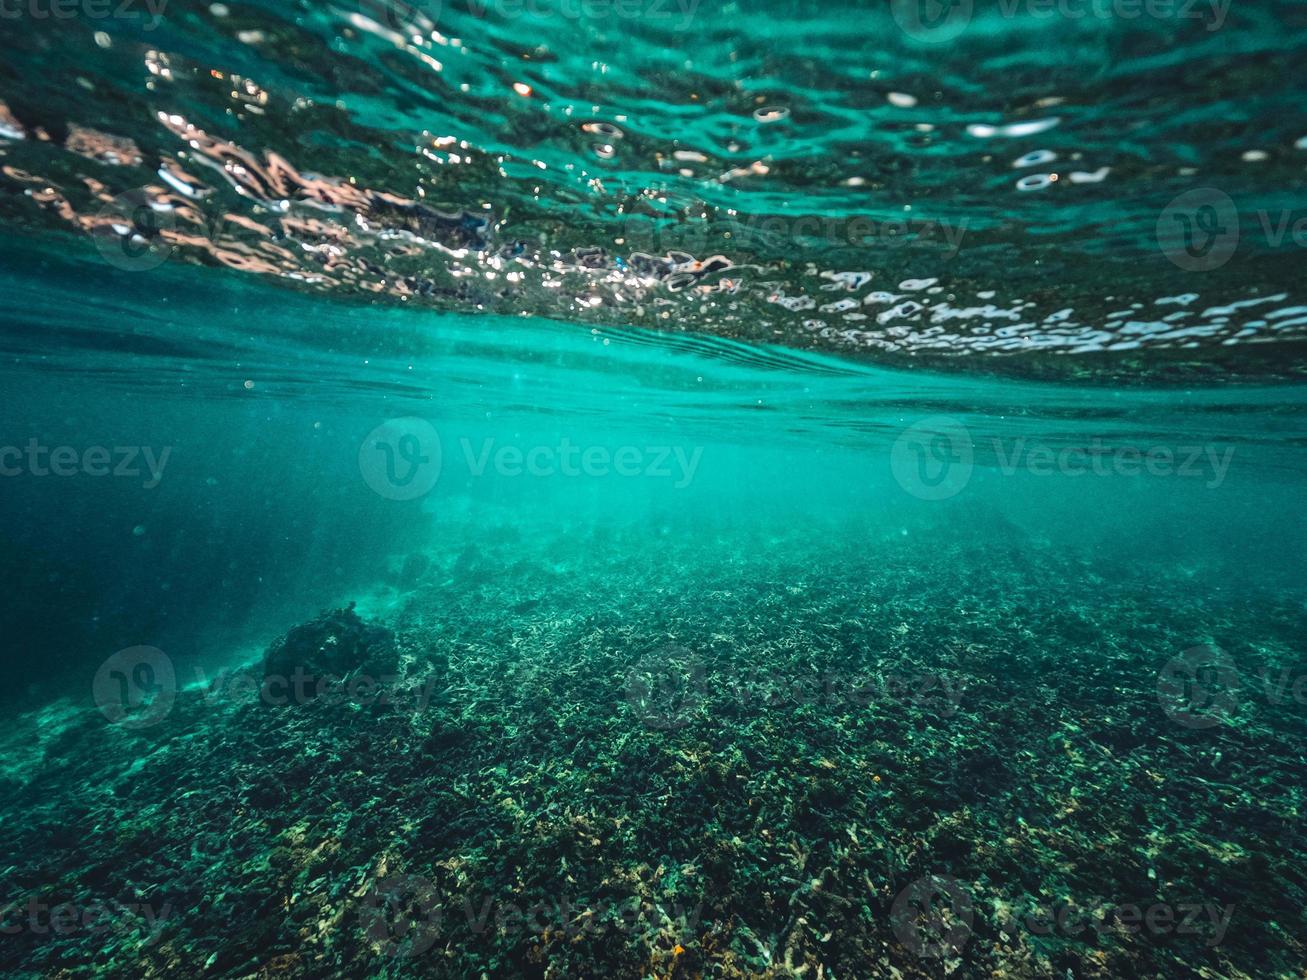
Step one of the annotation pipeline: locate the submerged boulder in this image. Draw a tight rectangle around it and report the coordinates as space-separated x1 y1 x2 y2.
261 604 398 702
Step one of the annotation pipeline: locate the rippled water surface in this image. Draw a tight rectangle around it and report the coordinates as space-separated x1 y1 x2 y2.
3 0 1307 371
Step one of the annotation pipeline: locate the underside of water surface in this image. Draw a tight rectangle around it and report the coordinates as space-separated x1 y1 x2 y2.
2 2 1307 978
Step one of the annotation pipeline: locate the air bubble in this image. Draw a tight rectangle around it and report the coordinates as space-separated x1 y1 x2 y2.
1016 173 1056 192
582 122 624 139
1013 149 1057 168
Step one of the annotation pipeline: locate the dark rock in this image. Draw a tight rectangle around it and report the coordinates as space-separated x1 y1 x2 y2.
260 604 398 702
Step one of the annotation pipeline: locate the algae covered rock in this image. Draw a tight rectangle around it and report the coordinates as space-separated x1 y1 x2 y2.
261 604 398 701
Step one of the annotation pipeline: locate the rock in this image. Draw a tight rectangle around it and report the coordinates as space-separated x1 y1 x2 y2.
261 604 398 701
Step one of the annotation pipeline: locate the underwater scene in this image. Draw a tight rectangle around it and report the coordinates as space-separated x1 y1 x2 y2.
2 0 1307 977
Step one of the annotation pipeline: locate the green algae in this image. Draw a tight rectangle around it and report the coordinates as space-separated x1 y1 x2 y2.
2 512 1304 978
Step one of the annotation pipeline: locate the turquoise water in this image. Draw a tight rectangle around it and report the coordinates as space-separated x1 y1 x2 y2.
3 2 1307 977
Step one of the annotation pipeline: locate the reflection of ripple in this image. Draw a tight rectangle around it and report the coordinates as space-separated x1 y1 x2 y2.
0 2 1304 373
